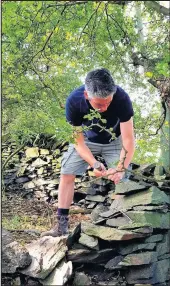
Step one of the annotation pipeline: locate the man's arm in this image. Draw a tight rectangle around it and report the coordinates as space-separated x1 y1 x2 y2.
73 129 106 177
107 117 135 183
118 117 135 170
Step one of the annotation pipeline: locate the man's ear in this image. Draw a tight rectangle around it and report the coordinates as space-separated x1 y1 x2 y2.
84 90 88 100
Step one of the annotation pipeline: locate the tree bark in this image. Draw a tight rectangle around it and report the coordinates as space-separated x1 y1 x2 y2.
160 105 170 172
144 1 169 17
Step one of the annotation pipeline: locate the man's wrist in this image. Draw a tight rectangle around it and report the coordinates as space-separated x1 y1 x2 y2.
116 161 125 172
93 161 102 171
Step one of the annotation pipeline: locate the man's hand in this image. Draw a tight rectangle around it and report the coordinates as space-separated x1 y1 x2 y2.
93 163 106 177
106 168 125 184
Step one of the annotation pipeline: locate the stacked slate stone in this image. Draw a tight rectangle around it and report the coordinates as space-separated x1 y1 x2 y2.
2 141 19 166
67 177 170 285
75 177 114 210
2 144 96 203
2 143 66 199
2 141 20 191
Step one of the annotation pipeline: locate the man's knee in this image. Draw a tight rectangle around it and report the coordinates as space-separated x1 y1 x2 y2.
60 174 75 183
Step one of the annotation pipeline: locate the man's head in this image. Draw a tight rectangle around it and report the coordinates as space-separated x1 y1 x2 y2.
84 68 117 112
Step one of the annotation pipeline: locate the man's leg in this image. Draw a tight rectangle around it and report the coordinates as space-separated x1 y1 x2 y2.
41 144 89 237
58 174 75 208
41 174 75 237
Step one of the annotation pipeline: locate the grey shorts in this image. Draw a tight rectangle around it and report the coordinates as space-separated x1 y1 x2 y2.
61 136 123 176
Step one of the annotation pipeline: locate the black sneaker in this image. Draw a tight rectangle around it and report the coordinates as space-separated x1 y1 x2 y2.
41 215 69 237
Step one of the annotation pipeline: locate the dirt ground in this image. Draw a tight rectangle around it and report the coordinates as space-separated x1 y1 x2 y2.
2 193 91 245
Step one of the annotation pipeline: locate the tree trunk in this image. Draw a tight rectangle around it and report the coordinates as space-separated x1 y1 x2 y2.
160 106 170 172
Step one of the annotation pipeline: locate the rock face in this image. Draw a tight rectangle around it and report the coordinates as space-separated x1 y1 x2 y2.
2 229 32 274
20 236 67 279
125 259 170 284
67 176 170 286
40 259 72 286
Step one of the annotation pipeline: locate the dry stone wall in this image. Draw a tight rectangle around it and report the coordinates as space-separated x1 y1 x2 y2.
2 141 170 285
67 180 170 285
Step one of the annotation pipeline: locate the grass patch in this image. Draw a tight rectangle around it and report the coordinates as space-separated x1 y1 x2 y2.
2 214 53 232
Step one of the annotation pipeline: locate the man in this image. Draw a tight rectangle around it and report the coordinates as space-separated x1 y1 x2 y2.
42 68 135 237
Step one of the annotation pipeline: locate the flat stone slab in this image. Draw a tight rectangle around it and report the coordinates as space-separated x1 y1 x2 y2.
118 223 153 234
118 222 152 230
125 259 170 284
126 211 170 229
106 217 130 227
32 158 48 167
23 181 35 189
113 187 169 211
156 231 170 257
87 202 97 209
131 226 153 234
133 205 168 212
79 233 99 250
119 251 158 266
67 248 116 264
100 209 118 218
25 147 39 158
115 181 148 195
81 222 146 241
40 149 50 155
20 236 67 279
119 242 156 255
41 259 72 286
91 205 109 222
86 195 105 203
144 234 163 243
15 176 30 184
32 178 47 186
105 255 124 269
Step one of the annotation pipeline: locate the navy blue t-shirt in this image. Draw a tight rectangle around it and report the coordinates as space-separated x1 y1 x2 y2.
65 85 134 144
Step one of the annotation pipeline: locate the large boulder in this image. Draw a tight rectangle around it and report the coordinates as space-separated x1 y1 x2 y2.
20 236 67 279
2 229 32 274
41 259 72 286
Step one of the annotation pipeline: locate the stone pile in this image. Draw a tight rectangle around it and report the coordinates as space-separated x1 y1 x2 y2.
2 180 170 285
2 141 170 285
2 141 19 166
2 144 98 203
2 143 65 199
2 228 72 286
77 163 170 211
66 179 170 285
2 143 117 209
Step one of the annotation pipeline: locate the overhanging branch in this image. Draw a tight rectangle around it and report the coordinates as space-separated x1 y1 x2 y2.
144 1 169 17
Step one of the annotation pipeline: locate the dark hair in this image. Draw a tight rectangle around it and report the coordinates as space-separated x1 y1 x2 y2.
85 68 117 98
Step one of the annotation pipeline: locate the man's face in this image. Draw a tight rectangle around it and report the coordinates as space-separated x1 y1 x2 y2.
84 91 113 113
